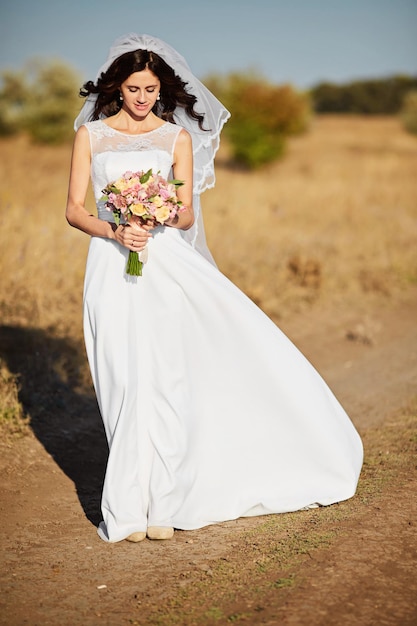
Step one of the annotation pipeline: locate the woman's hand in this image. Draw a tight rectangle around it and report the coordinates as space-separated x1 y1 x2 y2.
114 223 152 251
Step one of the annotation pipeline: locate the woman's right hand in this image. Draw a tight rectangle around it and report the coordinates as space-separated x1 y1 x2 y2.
114 224 152 252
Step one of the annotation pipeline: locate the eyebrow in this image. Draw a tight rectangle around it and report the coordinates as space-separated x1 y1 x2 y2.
126 83 159 88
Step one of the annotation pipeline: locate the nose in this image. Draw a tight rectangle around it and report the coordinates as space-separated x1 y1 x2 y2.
136 90 147 103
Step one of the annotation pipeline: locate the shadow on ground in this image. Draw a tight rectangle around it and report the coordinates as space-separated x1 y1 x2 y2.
0 325 107 526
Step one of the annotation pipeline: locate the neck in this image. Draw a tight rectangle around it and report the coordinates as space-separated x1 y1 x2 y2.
111 110 162 134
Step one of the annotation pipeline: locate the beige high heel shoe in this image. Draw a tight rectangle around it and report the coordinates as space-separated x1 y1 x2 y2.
125 531 147 542
147 526 174 540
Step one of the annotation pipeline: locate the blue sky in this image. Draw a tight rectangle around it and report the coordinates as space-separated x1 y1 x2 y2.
1 0 416 88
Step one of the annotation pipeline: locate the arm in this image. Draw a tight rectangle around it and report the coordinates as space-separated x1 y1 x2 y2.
65 126 151 250
66 126 114 238
166 129 195 230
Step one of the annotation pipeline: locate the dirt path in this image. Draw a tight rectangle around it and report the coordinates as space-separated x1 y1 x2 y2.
281 296 417 429
272 477 417 626
1 294 416 626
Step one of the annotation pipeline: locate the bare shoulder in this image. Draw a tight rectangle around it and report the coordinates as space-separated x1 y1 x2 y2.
75 125 89 141
73 124 91 148
71 124 91 162
174 128 192 163
175 127 192 147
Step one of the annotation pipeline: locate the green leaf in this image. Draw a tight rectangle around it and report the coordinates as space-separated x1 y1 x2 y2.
140 169 153 184
169 179 185 187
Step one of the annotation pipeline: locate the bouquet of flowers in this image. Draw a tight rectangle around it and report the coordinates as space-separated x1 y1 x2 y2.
101 169 185 276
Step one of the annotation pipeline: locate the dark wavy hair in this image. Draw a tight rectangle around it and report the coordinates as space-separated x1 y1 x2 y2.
80 49 205 129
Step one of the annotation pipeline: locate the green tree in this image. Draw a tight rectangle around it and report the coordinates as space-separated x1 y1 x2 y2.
0 70 29 135
207 73 311 169
0 60 81 143
400 90 417 135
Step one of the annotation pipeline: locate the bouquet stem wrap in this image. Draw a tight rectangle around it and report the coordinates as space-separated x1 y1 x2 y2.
127 250 143 276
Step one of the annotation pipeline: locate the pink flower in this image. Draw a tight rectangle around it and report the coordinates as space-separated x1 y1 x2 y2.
159 187 172 201
110 193 127 210
136 188 148 202
146 181 160 197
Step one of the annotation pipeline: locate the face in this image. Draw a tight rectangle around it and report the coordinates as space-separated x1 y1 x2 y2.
120 68 160 117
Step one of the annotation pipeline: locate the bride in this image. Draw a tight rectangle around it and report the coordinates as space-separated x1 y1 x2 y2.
66 33 363 543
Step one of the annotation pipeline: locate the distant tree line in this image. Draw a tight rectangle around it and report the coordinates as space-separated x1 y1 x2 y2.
1 61 416 165
310 75 417 114
0 60 311 168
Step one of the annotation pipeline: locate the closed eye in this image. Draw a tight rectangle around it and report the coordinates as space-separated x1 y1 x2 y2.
127 86 158 93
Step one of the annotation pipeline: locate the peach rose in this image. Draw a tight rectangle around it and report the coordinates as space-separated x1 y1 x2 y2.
154 206 171 223
130 203 147 217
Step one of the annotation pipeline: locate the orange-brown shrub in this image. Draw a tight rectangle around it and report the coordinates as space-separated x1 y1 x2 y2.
207 73 311 168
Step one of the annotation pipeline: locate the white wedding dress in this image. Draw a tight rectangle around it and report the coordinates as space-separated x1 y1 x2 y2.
83 119 363 542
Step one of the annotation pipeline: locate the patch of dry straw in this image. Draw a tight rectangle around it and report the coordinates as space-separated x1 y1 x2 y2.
0 116 416 335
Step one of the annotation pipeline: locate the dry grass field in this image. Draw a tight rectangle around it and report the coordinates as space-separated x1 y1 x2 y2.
206 115 417 318
0 116 416 625
0 115 416 337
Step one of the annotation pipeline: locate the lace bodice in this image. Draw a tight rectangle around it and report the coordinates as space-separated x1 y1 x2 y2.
84 120 182 221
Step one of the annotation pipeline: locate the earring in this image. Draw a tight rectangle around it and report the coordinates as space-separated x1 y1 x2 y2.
157 93 160 101
119 93 123 102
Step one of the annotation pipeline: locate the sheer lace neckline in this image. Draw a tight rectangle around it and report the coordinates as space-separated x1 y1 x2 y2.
99 119 169 137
